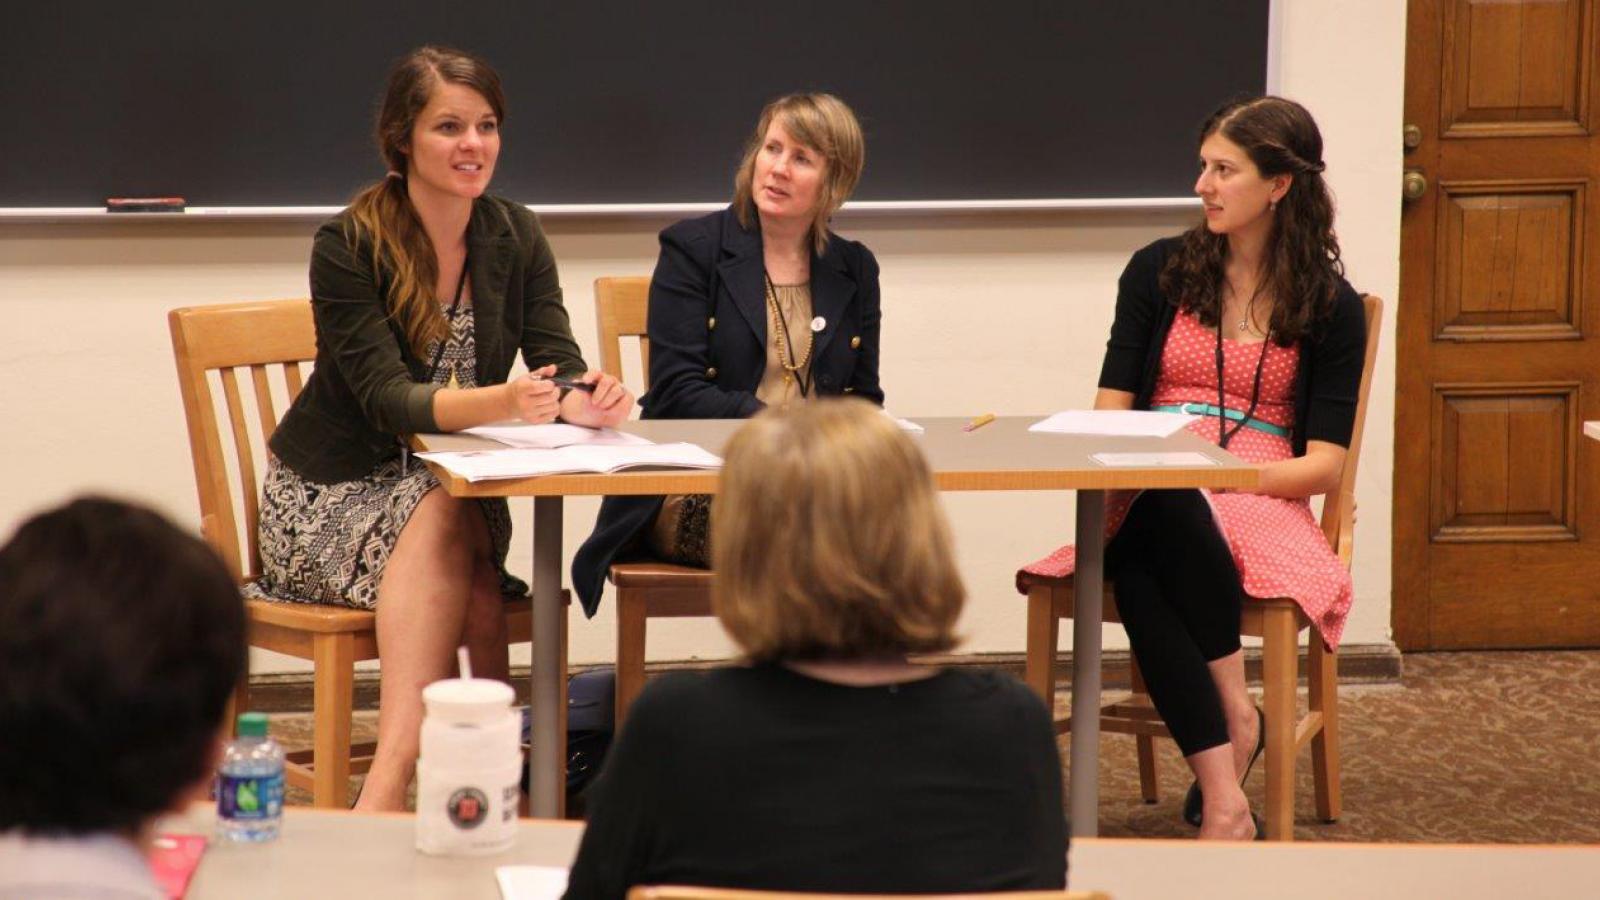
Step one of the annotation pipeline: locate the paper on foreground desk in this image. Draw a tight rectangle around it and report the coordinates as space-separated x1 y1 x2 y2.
161 806 1600 900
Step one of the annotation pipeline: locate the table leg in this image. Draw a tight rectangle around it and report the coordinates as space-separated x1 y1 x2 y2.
1069 488 1105 838
529 496 564 819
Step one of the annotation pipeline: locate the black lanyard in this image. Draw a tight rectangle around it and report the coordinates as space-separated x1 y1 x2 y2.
765 272 812 398
425 254 471 383
1214 320 1271 450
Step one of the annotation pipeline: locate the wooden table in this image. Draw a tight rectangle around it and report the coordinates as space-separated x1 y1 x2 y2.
163 806 1600 899
417 416 1258 832
166 806 581 899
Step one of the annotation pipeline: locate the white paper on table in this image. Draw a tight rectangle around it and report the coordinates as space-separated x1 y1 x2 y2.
881 409 924 433
495 864 569 900
416 442 722 482
1092 451 1218 468
1029 410 1198 438
463 422 652 450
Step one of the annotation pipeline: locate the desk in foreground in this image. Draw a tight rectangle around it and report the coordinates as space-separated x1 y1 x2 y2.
163 806 1600 900
166 806 581 900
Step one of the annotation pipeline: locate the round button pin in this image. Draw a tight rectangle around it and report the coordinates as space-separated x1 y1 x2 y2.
811 316 826 333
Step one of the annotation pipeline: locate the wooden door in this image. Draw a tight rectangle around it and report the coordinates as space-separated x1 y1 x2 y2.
1397 0 1600 649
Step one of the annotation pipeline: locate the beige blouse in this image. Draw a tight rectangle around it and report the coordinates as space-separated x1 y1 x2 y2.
755 282 816 410
649 282 815 558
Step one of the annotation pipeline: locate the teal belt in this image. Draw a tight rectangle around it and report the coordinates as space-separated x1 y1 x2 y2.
1152 403 1291 438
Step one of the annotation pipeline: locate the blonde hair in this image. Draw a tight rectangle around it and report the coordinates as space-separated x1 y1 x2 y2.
711 399 965 661
346 46 506 357
732 93 866 257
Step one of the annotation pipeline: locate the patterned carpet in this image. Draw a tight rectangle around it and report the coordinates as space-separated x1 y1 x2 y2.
269 650 1600 843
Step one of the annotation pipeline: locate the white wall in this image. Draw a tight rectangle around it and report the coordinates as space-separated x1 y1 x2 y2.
0 1 1405 673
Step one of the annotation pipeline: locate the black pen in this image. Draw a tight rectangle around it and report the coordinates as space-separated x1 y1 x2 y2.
544 375 597 393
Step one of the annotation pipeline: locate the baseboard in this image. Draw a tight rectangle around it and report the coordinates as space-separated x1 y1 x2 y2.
242 642 1403 715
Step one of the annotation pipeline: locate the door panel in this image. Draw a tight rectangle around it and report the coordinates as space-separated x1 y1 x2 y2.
1398 0 1600 648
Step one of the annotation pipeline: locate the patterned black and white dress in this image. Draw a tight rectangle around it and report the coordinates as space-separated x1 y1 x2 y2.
247 308 527 610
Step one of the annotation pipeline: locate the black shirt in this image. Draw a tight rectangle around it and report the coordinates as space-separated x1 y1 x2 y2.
1099 236 1367 456
563 665 1068 899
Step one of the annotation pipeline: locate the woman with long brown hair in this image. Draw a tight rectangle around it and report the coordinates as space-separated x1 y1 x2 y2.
1019 96 1366 840
250 46 632 811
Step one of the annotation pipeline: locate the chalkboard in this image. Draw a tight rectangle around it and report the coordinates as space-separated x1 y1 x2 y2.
4 1 1268 208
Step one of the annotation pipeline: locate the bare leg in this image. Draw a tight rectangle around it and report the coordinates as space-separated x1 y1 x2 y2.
1208 649 1261 777
1189 745 1255 840
356 488 482 812
1187 648 1259 840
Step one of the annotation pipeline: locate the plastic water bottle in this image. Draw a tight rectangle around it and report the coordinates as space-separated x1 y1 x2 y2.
216 711 284 843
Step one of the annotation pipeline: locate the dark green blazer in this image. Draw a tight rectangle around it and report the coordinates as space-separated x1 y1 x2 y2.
270 194 588 483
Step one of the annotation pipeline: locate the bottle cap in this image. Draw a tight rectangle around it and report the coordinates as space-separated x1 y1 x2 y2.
237 711 269 737
423 678 515 722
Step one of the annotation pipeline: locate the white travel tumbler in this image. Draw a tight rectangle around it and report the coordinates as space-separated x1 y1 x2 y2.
415 675 521 856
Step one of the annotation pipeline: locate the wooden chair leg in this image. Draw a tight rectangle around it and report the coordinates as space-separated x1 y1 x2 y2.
1260 607 1299 841
615 587 647 728
1024 584 1061 707
1128 656 1160 803
224 671 249 736
311 632 355 809
1308 633 1343 822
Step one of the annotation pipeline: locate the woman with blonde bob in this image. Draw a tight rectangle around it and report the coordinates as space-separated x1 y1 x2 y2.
573 92 884 615
564 400 1067 900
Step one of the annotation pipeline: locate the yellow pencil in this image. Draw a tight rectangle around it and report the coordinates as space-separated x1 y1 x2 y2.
963 412 997 432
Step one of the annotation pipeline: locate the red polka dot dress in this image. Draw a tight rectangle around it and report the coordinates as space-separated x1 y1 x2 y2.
1019 310 1354 649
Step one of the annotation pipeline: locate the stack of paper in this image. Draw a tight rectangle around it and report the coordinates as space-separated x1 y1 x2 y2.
1029 410 1198 437
417 442 722 482
463 422 651 449
495 865 569 900
881 409 924 433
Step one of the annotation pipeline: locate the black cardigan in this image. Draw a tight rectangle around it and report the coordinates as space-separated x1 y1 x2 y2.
1099 237 1366 456
569 207 884 615
269 195 587 483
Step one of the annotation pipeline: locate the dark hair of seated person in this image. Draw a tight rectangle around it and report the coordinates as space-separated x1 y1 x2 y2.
0 496 248 835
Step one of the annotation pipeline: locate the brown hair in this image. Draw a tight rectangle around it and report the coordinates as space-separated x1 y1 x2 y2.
732 93 866 256
1160 95 1343 344
711 399 965 662
346 46 506 357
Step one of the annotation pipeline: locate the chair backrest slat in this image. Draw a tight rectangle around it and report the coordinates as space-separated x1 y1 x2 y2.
169 300 316 584
284 361 306 401
594 276 652 390
1318 294 1383 564
217 366 262 576
250 364 279 442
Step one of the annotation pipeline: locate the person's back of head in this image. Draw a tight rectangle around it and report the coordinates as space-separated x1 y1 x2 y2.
711 398 966 662
0 496 247 836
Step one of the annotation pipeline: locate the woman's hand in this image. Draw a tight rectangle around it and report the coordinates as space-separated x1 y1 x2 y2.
559 370 635 428
505 364 563 424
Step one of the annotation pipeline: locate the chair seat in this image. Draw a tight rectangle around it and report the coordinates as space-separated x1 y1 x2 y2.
245 597 382 634
611 560 716 588
245 595 537 634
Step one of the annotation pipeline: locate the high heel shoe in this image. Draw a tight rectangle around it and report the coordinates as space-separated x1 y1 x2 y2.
1183 706 1264 828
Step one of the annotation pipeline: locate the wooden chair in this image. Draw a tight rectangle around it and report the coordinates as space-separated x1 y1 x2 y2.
1018 295 1383 841
629 888 1109 900
593 276 718 727
169 299 535 808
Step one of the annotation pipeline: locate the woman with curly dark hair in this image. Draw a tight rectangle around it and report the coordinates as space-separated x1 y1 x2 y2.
1019 96 1366 840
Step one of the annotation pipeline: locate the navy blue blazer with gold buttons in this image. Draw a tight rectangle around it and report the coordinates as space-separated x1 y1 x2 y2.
571 206 884 614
